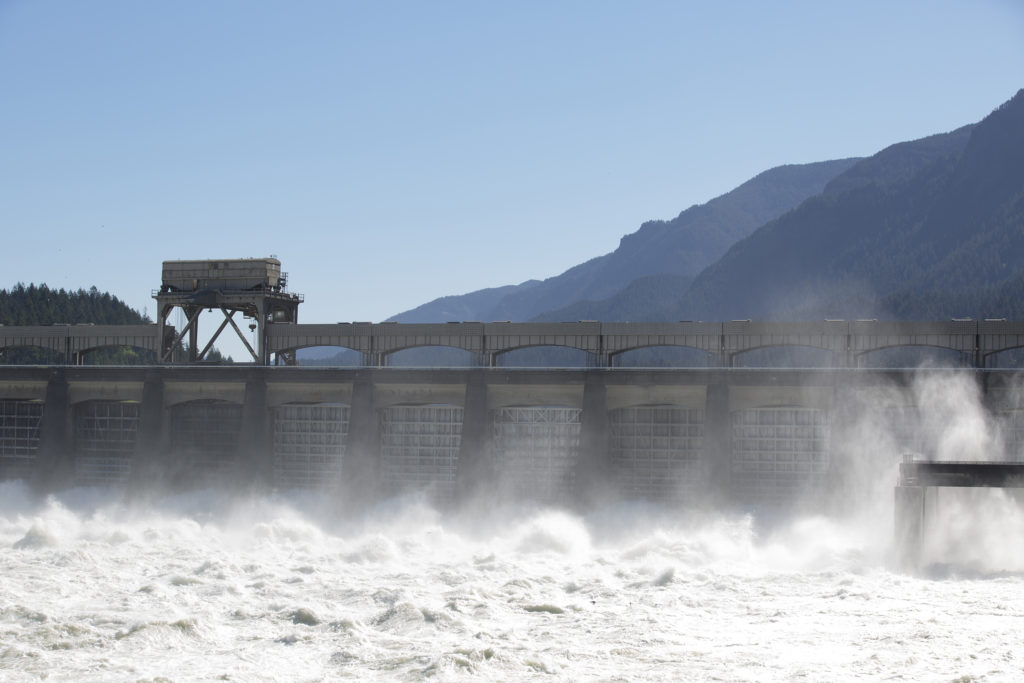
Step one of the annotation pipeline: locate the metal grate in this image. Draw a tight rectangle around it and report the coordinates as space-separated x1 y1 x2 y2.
492 406 581 503
379 405 461 504
998 410 1024 461
272 403 349 489
0 399 42 481
731 407 829 506
610 406 704 501
73 400 139 485
170 401 242 478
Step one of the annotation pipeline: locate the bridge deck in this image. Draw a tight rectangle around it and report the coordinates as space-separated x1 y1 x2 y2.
898 460 1024 488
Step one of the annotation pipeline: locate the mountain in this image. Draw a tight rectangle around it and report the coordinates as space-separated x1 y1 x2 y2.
671 89 1024 321
386 281 539 324
388 158 859 323
532 273 694 322
0 283 148 326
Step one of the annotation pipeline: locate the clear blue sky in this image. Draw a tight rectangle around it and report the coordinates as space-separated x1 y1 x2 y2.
2 1 1022 345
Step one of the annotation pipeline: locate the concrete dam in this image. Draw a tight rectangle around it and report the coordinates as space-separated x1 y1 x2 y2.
3 364 1023 510
5 259 1024 510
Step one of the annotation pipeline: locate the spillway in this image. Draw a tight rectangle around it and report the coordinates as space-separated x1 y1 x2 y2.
491 406 581 503
0 398 41 481
731 407 830 506
609 406 704 501
379 404 461 504
72 400 139 485
272 403 349 489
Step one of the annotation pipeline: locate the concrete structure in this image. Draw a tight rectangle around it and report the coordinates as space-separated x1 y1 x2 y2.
154 258 302 365
7 319 1024 368
894 458 1024 570
267 319 1007 367
0 325 175 364
2 364 1021 512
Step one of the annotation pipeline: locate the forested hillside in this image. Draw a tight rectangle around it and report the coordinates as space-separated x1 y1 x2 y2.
0 283 233 364
0 283 150 364
0 283 147 326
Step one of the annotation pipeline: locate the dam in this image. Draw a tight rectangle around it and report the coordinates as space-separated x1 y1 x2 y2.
4 259 1024 509
2 363 1023 510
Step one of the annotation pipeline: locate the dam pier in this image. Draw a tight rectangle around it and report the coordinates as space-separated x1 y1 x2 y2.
3 364 1024 511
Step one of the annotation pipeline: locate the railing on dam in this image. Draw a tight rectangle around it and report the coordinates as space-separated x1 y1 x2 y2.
6 320 1024 367
268 319 1012 367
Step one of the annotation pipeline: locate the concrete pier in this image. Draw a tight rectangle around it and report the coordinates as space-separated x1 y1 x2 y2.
894 459 1024 570
2 365 1023 512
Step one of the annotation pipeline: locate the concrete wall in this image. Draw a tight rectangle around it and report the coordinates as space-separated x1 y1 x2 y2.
0 365 1013 508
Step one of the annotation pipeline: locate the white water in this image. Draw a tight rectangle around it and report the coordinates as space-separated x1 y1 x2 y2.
6 372 1024 681
3 482 1024 682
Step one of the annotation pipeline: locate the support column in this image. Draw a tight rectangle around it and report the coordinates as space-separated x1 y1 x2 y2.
456 371 491 502
894 485 925 571
577 371 611 504
701 380 732 505
35 369 73 490
240 374 273 489
342 374 379 509
131 371 166 487
187 305 200 362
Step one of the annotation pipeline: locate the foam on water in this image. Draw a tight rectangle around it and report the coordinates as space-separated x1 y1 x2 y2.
2 477 1022 681
5 366 1024 681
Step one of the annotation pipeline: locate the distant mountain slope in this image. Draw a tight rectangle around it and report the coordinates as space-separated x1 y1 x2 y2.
532 274 694 322
672 90 1024 320
390 158 859 323
387 281 539 324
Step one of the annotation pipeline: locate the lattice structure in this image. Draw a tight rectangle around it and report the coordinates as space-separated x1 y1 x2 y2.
732 407 829 506
170 401 242 478
610 406 704 500
272 403 349 489
73 401 139 485
379 405 462 504
155 258 302 365
492 406 581 503
0 399 42 481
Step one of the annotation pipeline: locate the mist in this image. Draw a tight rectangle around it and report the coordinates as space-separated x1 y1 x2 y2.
3 368 1024 680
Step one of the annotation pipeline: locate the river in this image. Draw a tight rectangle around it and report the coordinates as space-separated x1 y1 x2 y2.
3 476 1024 682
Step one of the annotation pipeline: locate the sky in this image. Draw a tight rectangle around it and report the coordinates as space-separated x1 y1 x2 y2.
2 0 1022 357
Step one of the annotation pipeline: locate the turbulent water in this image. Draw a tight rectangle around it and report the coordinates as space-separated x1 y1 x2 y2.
3 480 1024 682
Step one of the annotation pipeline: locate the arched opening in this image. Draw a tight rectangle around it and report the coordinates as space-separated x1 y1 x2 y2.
0 345 63 365
386 346 477 367
379 403 463 505
609 405 704 501
272 402 349 489
73 400 140 485
78 345 156 365
732 345 835 368
0 399 43 481
491 405 581 503
295 346 363 366
612 346 715 368
496 346 592 368
857 346 971 368
169 400 243 482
